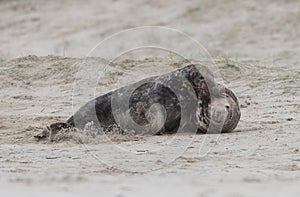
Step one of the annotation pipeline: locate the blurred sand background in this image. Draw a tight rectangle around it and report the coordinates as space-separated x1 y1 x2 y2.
0 0 300 196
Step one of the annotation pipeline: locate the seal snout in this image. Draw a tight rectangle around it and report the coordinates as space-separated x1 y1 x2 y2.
210 99 230 124
213 109 225 123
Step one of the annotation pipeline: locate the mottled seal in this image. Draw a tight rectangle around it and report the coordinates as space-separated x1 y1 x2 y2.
42 64 241 137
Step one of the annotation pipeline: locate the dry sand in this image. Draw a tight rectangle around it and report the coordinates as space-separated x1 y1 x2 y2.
0 0 300 196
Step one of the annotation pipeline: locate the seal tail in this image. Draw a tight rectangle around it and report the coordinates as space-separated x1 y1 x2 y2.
66 116 75 127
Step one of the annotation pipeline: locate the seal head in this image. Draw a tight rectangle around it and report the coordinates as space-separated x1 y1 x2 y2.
197 83 241 133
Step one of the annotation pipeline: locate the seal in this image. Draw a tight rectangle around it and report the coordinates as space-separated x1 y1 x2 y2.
197 83 241 133
42 64 241 137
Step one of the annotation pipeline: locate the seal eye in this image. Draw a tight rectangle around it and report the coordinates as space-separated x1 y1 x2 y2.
225 105 230 110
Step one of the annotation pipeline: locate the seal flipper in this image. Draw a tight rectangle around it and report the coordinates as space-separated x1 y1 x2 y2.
34 122 72 141
66 115 75 127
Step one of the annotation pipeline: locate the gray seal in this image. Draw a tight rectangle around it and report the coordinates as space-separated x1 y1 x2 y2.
38 64 241 138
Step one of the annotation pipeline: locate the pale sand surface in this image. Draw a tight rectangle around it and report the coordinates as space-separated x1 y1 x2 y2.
0 0 300 196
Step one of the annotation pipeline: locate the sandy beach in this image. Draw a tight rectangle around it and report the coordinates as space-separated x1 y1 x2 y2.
0 0 300 196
